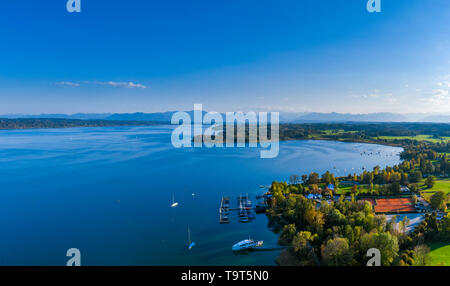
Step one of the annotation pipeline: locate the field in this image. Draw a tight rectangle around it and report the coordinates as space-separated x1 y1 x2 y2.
378 135 450 143
305 129 358 140
419 178 450 201
336 183 372 195
428 242 450 266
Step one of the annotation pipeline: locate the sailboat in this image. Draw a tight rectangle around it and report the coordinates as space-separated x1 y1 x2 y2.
187 227 195 250
171 193 179 208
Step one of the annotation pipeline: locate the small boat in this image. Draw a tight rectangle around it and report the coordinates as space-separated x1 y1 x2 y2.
238 198 250 223
245 193 252 207
239 216 249 223
220 215 230 224
187 227 195 250
171 193 179 208
219 197 230 224
232 238 263 251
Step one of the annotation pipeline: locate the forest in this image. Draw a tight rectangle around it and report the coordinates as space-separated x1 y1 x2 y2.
265 134 450 266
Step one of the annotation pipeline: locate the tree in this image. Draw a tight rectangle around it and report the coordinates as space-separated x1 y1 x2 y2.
307 172 320 185
351 184 358 195
291 231 318 266
322 171 334 185
390 182 401 194
289 174 299 185
327 209 346 226
309 184 319 193
430 191 447 211
411 194 418 205
360 232 399 266
409 183 419 193
321 237 353 266
301 175 308 183
400 172 408 185
397 250 415 266
279 224 297 245
304 209 324 234
292 231 316 255
411 171 422 183
398 216 410 234
413 245 431 266
425 176 436 189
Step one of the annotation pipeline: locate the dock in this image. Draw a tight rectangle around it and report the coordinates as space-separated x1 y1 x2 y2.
219 194 266 224
219 197 230 224
249 246 285 251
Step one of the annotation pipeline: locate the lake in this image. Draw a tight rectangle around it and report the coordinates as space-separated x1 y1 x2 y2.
0 126 402 266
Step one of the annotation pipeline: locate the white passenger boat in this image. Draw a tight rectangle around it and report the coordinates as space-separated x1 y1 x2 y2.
232 238 263 251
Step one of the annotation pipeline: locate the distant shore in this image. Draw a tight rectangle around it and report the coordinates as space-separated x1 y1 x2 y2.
0 118 168 130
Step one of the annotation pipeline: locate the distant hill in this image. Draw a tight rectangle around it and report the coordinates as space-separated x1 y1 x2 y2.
421 115 450 123
105 112 174 122
0 118 161 130
1 113 111 120
291 112 410 123
2 112 449 123
278 112 310 123
105 111 210 122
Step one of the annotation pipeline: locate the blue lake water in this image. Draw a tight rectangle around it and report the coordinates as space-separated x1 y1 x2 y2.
0 126 403 266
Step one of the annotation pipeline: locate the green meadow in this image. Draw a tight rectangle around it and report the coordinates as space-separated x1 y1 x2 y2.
378 135 450 143
428 242 450 266
419 178 450 201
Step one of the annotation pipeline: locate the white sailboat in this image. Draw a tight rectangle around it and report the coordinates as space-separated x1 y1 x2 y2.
187 227 195 250
171 193 179 208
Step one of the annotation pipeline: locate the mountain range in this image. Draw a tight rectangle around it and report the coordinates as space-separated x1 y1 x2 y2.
1 112 450 123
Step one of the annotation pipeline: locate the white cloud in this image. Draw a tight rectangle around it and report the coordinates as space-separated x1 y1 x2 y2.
98 81 147 89
56 81 80 87
420 89 450 112
431 88 449 98
437 74 450 88
56 80 148 89
350 91 395 101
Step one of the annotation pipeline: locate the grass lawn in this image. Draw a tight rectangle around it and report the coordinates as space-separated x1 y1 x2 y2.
336 184 371 195
428 242 450 266
419 178 450 201
306 130 358 140
378 135 450 143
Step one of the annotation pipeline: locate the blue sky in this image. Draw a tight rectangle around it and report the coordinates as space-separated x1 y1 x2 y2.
0 0 449 114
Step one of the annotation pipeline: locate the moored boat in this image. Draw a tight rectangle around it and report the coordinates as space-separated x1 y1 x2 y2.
232 239 263 251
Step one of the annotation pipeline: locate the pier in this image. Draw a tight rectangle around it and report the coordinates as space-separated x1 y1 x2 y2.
219 197 230 224
219 194 269 224
249 246 285 251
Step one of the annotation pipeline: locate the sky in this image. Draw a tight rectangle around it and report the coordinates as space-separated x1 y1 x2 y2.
0 0 449 114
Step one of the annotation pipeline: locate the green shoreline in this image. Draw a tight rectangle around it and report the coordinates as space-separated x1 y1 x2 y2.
262 128 450 266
